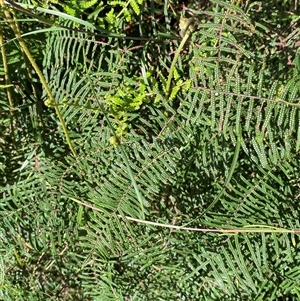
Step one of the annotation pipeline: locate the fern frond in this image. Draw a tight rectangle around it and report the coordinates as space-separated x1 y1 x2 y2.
2 0 300 299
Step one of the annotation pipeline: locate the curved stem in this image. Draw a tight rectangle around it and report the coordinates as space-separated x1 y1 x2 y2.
165 19 194 99
0 0 77 157
0 23 16 147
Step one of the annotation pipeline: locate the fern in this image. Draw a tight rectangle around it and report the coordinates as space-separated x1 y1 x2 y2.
1 0 300 300
31 0 100 16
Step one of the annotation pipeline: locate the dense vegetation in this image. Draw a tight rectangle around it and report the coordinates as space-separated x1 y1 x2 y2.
0 0 300 300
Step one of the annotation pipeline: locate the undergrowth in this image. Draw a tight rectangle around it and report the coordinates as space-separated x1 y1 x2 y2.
0 0 300 300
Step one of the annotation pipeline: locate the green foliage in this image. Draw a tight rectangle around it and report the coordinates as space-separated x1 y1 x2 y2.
32 0 100 15
107 0 143 22
30 0 143 27
1 0 300 300
104 72 150 137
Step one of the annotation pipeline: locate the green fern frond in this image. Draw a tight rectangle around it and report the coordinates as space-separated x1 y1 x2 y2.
105 8 116 24
78 0 99 10
129 0 141 15
2 0 300 299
